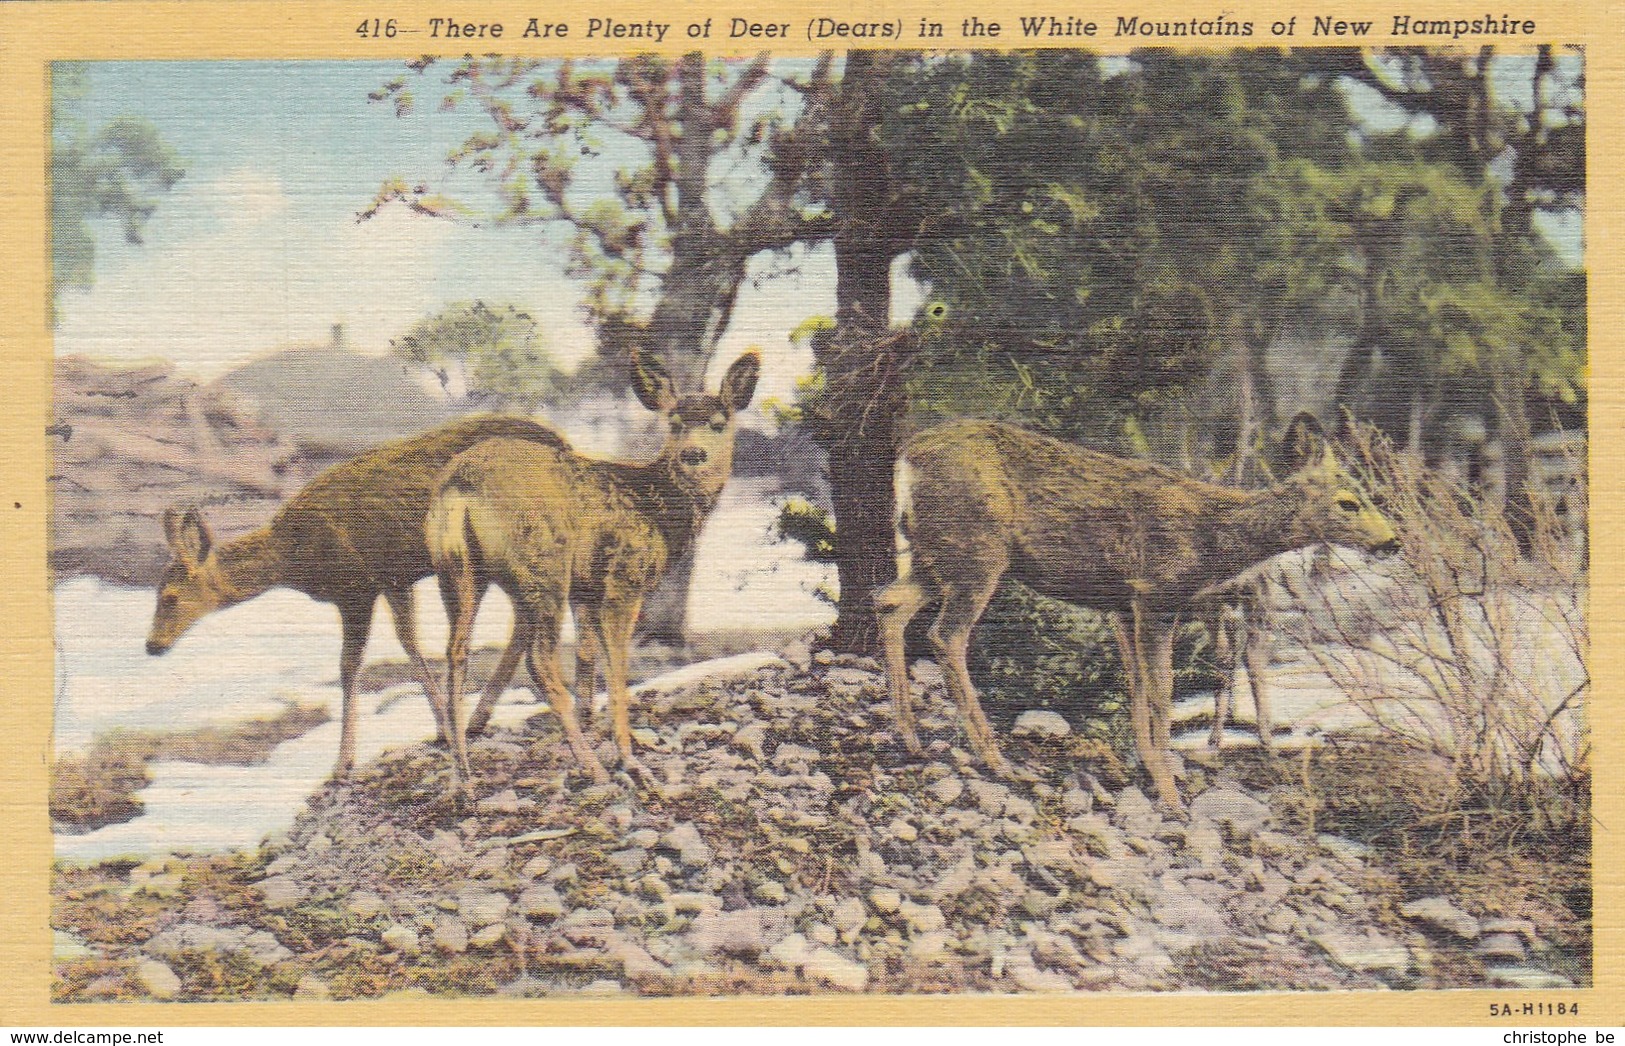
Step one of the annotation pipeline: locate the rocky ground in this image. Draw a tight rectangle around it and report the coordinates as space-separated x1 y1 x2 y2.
52 648 1581 1001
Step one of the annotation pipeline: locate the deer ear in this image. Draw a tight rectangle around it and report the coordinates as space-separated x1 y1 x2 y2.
1278 412 1329 474
165 507 212 565
721 351 761 413
630 351 678 413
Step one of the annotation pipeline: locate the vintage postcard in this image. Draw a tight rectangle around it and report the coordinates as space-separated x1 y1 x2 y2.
0 0 1615 1027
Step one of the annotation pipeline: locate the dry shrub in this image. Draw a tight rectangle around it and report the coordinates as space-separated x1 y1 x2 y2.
1286 423 1587 832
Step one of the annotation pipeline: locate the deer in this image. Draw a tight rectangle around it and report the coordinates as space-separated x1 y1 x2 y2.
426 349 761 793
146 414 570 778
874 413 1398 813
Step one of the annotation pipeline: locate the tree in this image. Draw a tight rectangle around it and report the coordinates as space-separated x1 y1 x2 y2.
50 64 185 325
368 55 840 642
1323 47 1585 548
391 300 559 412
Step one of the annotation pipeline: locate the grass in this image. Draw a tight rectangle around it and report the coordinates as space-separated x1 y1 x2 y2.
51 702 330 831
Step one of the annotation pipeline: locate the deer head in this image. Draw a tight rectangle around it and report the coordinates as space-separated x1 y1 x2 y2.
1272 413 1399 556
146 507 229 655
631 349 761 498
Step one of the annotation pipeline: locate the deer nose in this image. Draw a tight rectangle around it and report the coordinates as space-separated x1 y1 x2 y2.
146 639 168 656
1373 538 1401 558
680 448 707 467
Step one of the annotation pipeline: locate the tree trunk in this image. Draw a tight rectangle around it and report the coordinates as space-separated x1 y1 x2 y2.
816 51 915 656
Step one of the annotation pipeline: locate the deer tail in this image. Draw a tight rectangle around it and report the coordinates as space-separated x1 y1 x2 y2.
425 479 484 583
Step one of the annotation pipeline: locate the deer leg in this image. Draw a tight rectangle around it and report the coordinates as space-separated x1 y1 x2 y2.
436 568 482 796
525 617 609 785
1207 607 1237 750
1117 601 1184 814
1244 617 1274 755
597 597 648 777
466 608 535 740
930 570 1009 776
333 604 374 779
876 576 930 756
572 601 600 731
383 587 451 744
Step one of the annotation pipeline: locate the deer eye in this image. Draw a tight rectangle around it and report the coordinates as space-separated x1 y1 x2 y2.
710 420 726 433
1336 494 1360 513
160 593 179 610
668 416 682 434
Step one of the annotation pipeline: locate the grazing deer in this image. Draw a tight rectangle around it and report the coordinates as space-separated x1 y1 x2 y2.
427 349 761 791
146 415 570 777
874 414 1398 812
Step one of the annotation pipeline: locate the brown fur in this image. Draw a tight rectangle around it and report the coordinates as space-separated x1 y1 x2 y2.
426 351 760 791
146 414 569 777
875 416 1398 812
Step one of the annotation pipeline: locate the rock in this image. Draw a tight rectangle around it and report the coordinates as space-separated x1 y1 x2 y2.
754 881 787 904
293 975 330 1000
1060 788 1093 815
607 937 668 980
732 723 768 761
606 848 647 874
968 780 1010 817
1005 949 1072 992
1481 917 1539 943
381 924 421 955
477 789 521 814
1188 786 1271 837
1487 966 1575 990
458 890 511 927
1012 710 1071 738
769 932 814 968
521 855 553 880
669 892 723 915
900 900 947 933
257 875 306 910
1476 934 1527 960
1152 894 1229 935
1399 897 1481 940
1003 795 1038 824
688 907 789 957
348 891 387 919
804 947 870 991
1313 928 1410 974
628 828 661 849
663 822 713 867
832 897 867 938
1316 834 1374 862
908 930 955 961
471 924 507 949
868 888 902 915
927 777 965 805
136 959 182 1000
1113 786 1155 821
887 818 919 843
807 922 838 946
433 916 470 954
773 743 821 768
53 931 92 961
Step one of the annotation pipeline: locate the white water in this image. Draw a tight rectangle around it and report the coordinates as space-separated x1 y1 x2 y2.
53 481 835 864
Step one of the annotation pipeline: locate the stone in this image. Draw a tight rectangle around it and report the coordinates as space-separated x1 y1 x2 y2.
348 891 387 919
477 789 521 814
1313 928 1410 974
732 723 768 761
52 931 91 961
1487 966 1575 990
807 922 838 946
257 875 306 910
1476 934 1527 960
754 881 787 904
887 818 919 843
869 888 902 914
1316 834 1374 862
688 907 789 957
769 932 813 968
458 890 511 927
381 924 421 954
136 959 181 1000
521 855 553 879
1012 710 1071 738
519 885 565 920
433 916 470 954
293 975 330 1000
927 777 965 805
1002 795 1038 824
471 924 507 949
668 892 723 915
900 900 947 933
606 848 647 874
1188 786 1271 837
908 930 955 961
628 828 661 849
663 822 713 867
832 897 868 938
968 780 1010 817
1399 897 1481 940
772 743 821 768
1005 949 1072 992
804 947 870 991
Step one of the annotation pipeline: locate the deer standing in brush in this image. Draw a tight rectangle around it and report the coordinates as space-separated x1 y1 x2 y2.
874 414 1398 812
426 350 760 791
146 415 570 777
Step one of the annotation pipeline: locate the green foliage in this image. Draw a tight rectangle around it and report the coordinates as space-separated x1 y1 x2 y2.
968 582 1219 756
774 497 837 564
391 301 558 411
50 64 185 324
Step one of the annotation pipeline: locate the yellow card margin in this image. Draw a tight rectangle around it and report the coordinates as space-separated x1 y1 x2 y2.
0 0 1616 1026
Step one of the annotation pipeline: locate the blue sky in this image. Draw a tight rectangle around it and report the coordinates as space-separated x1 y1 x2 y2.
53 59 848 403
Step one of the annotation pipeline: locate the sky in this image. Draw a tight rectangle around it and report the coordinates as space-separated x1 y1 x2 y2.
51 59 872 408
52 56 1582 401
